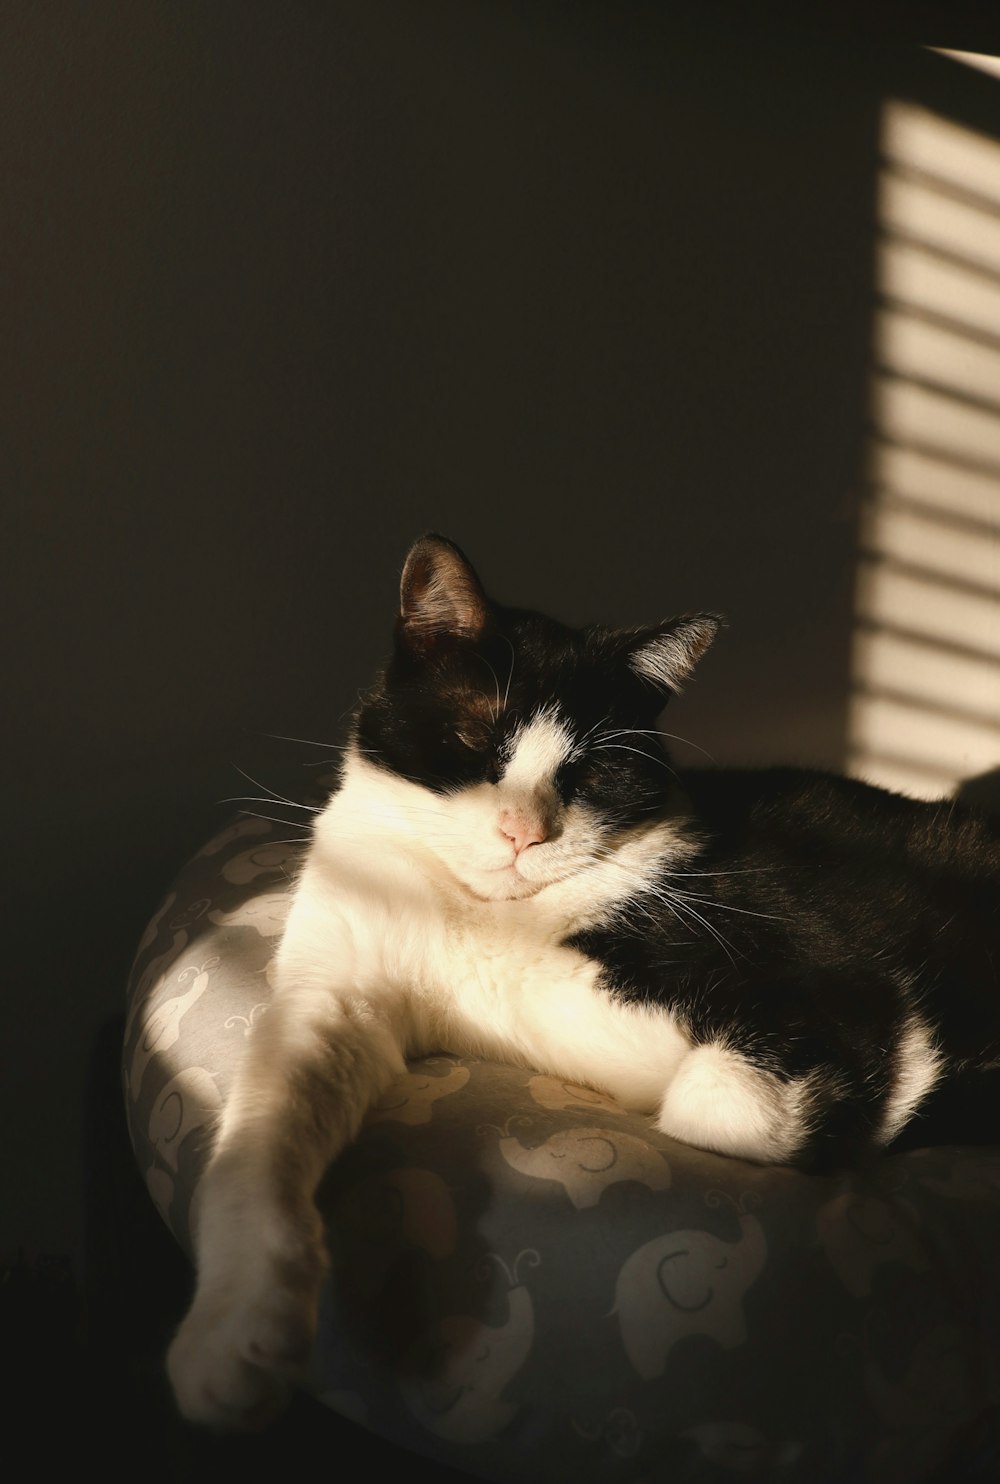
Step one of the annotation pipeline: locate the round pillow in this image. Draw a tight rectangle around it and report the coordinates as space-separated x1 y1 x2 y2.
123 815 1000 1482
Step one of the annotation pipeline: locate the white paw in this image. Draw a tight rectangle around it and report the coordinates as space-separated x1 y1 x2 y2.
657 1043 806 1164
167 1283 317 1429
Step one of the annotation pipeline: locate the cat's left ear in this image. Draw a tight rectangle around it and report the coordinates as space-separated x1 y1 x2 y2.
625 614 723 695
397 533 491 652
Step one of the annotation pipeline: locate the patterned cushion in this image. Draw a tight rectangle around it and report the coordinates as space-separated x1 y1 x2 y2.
123 816 1000 1482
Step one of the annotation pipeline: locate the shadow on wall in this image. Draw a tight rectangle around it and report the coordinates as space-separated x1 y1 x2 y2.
848 56 1000 801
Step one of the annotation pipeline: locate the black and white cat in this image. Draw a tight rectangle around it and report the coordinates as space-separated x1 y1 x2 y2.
167 531 1000 1428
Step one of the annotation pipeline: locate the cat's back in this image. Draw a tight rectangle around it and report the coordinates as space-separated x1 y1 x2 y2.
668 766 1000 1018
679 764 1000 876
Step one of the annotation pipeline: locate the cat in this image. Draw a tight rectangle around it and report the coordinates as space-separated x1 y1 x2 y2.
166 531 1000 1428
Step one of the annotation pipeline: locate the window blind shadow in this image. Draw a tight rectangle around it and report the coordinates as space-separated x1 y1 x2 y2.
848 70 1000 799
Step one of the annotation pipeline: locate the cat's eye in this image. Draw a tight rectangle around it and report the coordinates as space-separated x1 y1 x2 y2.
451 728 495 768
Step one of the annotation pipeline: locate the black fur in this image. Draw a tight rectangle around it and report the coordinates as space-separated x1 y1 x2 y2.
359 534 1000 1166
575 768 1000 1162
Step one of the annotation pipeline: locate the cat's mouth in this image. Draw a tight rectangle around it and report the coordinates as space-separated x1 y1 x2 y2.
465 861 549 901
469 848 585 900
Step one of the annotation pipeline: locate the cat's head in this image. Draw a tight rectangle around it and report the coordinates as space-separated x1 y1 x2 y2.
349 534 720 901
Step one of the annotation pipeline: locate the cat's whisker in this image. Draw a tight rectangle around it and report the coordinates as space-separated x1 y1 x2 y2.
232 765 320 811
655 729 717 763
471 651 502 722
565 848 732 955
221 795 321 814
500 633 516 712
637 728 716 763
474 652 499 694
620 885 679 929
657 891 743 967
581 852 746 964
666 887 787 922
260 731 354 750
231 808 313 838
595 728 667 743
579 712 614 747
589 742 681 783
620 897 662 930
593 725 715 764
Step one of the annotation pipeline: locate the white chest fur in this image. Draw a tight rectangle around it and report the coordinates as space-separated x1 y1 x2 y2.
275 792 691 1117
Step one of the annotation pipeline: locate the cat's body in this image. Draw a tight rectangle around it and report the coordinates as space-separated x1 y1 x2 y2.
167 533 1000 1429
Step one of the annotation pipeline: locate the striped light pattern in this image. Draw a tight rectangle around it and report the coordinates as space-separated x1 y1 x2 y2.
847 98 1000 799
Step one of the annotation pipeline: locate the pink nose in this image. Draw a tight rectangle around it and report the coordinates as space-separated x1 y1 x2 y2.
498 811 548 855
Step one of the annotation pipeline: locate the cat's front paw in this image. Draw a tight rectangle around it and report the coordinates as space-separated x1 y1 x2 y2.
167 1285 316 1430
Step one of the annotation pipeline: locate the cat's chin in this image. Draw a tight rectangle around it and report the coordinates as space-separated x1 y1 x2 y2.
463 864 548 902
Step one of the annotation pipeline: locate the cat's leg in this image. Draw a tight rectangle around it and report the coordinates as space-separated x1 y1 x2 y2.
166 984 407 1428
655 971 935 1166
655 1042 816 1164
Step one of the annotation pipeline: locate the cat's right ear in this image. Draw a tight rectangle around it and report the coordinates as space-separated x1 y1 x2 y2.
626 613 723 695
397 534 491 653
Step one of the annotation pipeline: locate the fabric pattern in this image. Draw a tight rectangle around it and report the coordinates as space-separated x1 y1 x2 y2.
123 817 1000 1482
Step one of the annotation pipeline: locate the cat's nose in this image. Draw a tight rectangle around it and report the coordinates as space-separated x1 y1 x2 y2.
498 810 548 855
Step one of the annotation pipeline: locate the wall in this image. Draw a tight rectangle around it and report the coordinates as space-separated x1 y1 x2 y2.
3 1 995 1275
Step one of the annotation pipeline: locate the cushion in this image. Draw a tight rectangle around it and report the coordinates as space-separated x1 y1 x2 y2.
123 815 1000 1482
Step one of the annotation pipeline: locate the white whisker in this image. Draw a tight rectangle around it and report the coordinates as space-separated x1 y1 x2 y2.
593 725 716 764
221 795 320 814
231 765 317 811
590 742 681 783
500 634 516 712
666 887 785 922
471 651 502 722
231 808 313 838
261 731 351 750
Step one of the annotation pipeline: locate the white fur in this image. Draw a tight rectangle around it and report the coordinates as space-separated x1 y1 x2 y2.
167 733 799 1426
629 619 718 692
297 758 693 1102
878 1015 944 1144
292 738 697 1099
502 706 578 785
657 1042 815 1164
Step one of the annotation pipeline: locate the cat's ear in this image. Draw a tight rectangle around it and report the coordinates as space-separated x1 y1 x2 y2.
626 614 723 695
398 534 491 651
